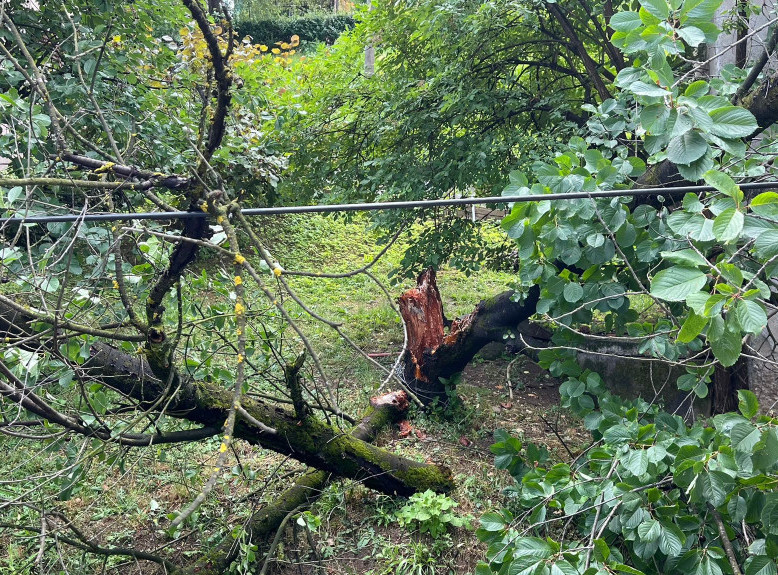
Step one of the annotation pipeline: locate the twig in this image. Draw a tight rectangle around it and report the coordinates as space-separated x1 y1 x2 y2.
711 507 744 575
539 414 575 459
258 504 306 575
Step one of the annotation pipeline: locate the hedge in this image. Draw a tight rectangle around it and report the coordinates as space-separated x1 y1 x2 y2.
235 14 355 46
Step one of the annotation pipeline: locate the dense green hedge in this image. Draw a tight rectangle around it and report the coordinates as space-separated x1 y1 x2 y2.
236 14 355 46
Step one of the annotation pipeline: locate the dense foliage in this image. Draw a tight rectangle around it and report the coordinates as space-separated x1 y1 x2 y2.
235 13 354 46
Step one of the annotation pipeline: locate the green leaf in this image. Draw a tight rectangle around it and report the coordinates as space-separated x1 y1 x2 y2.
512 537 554 560
709 106 758 138
640 0 670 19
610 11 643 31
736 300 767 334
593 538 611 561
738 389 760 419
677 25 706 46
712 208 744 243
563 282 584 303
698 470 734 507
480 512 507 532
731 422 761 451
745 556 777 575
651 267 708 301
661 249 709 267
623 449 649 476
612 564 647 575
659 523 684 556
754 230 778 259
667 131 709 164
709 323 742 367
703 170 743 201
751 192 778 220
630 81 671 97
638 518 661 542
678 310 708 343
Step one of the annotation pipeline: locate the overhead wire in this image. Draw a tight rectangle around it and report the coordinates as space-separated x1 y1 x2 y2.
1 180 777 225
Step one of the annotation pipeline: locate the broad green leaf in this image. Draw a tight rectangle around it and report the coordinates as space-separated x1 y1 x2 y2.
678 309 708 342
623 449 649 476
480 512 507 532
638 518 661 542
651 267 708 301
731 422 761 452
658 522 684 556
667 131 709 164
512 537 554 560
677 25 705 46
703 170 743 201
613 563 647 575
712 208 744 243
685 80 710 97
736 300 767 334
751 192 778 220
709 106 758 138
718 263 743 287
610 11 643 31
745 556 777 575
630 81 672 97
738 389 760 419
709 323 742 367
697 469 734 507
661 249 709 267
593 538 611 561
641 0 670 19
563 282 584 303
678 151 715 182
754 230 778 259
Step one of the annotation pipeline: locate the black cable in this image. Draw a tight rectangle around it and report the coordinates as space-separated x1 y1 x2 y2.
1 181 777 225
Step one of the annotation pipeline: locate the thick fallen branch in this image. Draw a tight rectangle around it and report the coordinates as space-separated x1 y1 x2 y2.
399 268 540 403
0 295 452 497
175 391 412 575
83 343 452 496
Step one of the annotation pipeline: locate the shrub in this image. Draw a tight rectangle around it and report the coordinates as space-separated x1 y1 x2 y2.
235 14 355 46
395 490 471 539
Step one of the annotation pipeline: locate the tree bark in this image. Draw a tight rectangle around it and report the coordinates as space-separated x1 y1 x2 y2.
175 391 412 575
398 268 540 404
0 301 453 496
85 343 453 496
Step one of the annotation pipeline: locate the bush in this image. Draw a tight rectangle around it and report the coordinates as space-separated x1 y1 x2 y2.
235 14 355 46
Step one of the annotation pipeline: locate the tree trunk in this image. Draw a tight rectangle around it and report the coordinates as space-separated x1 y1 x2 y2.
711 358 749 414
0 301 453 496
86 343 453 496
175 391 412 575
398 268 540 404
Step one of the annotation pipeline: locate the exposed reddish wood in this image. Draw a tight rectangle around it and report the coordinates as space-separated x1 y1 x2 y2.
370 390 409 412
398 268 446 382
398 268 540 404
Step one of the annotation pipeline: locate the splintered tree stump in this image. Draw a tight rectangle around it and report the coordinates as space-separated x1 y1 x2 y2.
398 268 447 382
398 269 540 405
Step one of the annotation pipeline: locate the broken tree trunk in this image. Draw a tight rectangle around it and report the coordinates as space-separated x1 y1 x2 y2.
398 268 540 404
0 301 452 496
85 343 453 496
175 391 412 575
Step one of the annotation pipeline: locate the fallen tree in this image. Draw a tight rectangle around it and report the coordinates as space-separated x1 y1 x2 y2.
175 390 413 575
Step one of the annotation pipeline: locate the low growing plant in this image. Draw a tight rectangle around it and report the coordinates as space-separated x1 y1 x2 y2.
395 489 471 538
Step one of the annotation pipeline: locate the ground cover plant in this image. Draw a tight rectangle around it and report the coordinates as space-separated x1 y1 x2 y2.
1 0 778 573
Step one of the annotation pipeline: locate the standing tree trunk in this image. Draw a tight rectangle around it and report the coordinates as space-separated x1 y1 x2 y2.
398 269 539 404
